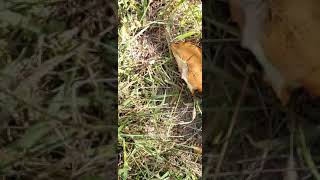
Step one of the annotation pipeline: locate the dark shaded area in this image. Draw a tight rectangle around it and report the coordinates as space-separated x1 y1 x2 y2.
0 0 117 179
203 0 320 179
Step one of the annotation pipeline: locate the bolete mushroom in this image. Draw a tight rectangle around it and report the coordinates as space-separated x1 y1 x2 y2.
229 0 320 104
170 42 202 95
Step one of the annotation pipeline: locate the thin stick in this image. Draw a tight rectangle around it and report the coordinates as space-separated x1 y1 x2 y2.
213 74 249 180
208 166 320 177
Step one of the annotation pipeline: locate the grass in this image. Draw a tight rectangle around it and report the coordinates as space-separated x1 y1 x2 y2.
2 0 319 179
203 1 320 179
0 0 117 179
118 0 202 179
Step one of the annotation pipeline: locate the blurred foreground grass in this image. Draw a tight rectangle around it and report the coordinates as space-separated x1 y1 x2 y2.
0 0 117 179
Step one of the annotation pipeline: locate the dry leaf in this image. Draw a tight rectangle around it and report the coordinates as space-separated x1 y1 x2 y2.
170 42 202 95
229 0 320 104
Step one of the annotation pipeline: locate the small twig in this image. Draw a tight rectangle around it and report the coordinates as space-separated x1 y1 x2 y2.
284 113 298 180
204 17 240 37
298 125 320 180
207 166 320 177
235 155 288 164
213 73 249 180
245 149 269 180
202 38 240 43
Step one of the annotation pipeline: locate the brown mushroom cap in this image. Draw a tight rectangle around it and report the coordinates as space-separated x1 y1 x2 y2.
170 42 202 94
